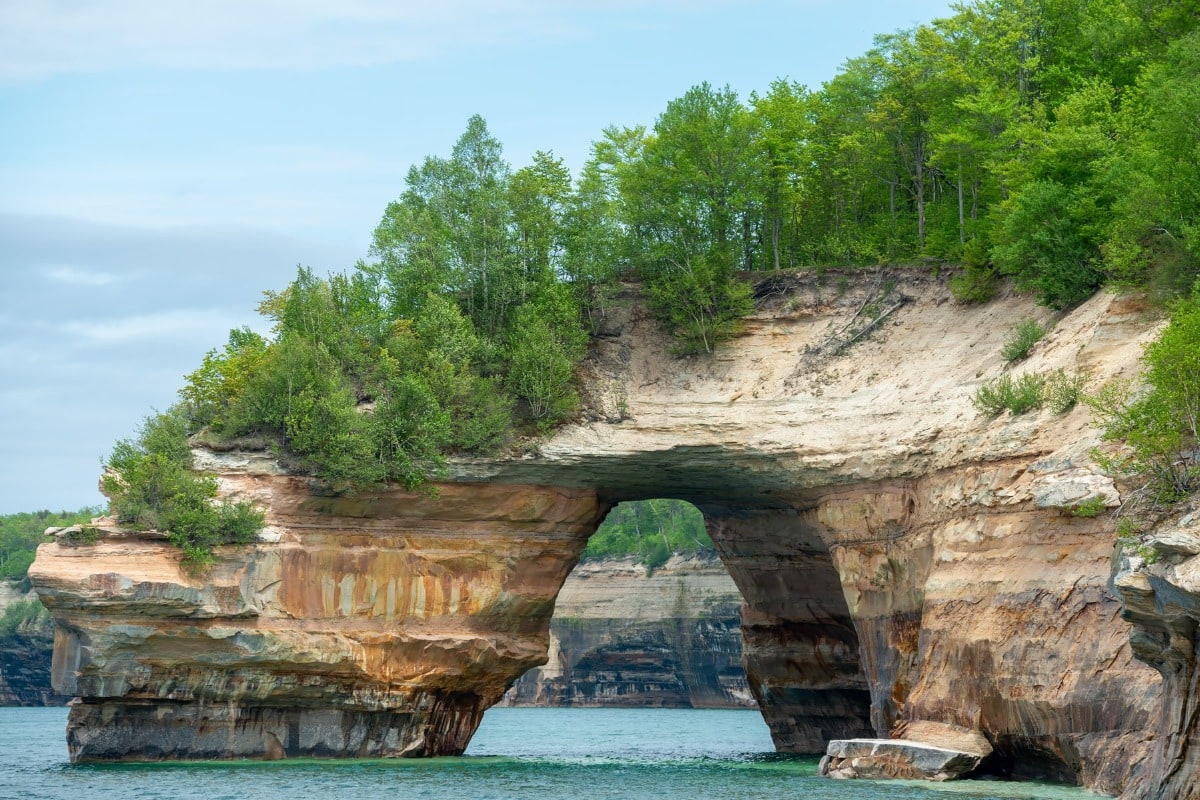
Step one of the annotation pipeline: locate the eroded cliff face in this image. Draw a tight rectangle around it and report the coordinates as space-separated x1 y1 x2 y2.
501 555 751 708
0 585 65 706
29 272 1182 796
1113 506 1200 800
32 481 603 760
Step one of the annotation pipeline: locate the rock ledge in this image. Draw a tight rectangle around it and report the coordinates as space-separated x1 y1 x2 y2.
818 738 984 781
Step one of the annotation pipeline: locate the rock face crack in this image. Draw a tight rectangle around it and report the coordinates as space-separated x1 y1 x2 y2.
28 278 1185 797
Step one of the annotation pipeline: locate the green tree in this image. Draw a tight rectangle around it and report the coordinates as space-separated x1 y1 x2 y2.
505 285 587 424
1091 291 1200 501
449 115 520 340
750 79 812 270
510 151 572 294
562 130 640 330
623 83 758 352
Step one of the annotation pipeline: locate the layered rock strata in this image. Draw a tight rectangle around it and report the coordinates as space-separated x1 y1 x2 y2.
29 273 1185 796
1112 507 1200 800
501 554 751 708
0 585 65 706
819 734 988 781
32 482 603 761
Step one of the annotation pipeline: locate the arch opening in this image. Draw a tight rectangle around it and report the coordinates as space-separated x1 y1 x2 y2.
501 497 875 755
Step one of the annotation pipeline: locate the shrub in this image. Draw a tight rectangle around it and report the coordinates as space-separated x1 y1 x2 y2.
972 373 1046 416
103 409 264 572
59 526 99 547
992 180 1105 309
1071 496 1107 517
1045 369 1089 413
1088 292 1200 502
1002 319 1048 362
950 259 997 304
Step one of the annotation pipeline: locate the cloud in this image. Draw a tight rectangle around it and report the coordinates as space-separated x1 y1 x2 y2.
0 0 734 82
60 308 246 345
43 266 122 286
0 213 362 512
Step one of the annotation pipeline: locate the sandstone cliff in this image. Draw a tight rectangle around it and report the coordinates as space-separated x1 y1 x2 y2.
1113 503 1200 800
29 272 1184 797
500 554 752 708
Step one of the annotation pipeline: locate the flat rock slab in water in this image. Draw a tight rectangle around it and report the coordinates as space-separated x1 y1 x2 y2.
818 738 984 782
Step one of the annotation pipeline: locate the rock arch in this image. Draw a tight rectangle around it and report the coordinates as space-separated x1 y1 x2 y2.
29 276 1183 796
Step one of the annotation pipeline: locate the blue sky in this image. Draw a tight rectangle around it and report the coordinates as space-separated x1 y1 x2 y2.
0 0 956 513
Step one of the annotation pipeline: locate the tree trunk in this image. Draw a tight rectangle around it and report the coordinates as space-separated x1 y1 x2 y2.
957 153 966 246
772 211 781 272
914 134 926 250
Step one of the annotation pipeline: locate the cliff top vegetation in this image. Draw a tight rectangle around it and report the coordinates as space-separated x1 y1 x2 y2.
98 0 1200 559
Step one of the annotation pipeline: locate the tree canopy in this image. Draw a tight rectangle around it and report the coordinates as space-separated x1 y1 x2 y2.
103 0 1200 546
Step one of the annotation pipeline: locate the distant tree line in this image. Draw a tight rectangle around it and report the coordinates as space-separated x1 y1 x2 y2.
96 0 1200 556
583 500 714 572
0 508 96 590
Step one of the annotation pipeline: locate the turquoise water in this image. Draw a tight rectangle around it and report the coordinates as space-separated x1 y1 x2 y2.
0 707 1092 800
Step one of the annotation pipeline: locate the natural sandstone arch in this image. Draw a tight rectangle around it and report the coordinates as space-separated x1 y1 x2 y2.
29 274 1182 797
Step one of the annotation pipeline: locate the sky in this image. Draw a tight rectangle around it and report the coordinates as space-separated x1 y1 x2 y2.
0 0 957 514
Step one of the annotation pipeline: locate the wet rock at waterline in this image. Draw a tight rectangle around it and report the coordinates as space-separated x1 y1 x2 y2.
819 738 985 781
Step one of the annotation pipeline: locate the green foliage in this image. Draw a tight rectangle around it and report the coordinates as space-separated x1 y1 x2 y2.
1089 292 1200 502
128 3 1200 507
0 599 49 639
972 372 1047 416
972 368 1084 418
992 181 1106 309
103 410 264 571
950 263 998 304
1044 369 1088 413
1115 516 1158 564
0 508 97 586
621 83 759 352
172 117 594 492
1001 319 1048 362
583 500 714 571
643 257 755 355
1071 496 1107 518
59 526 99 547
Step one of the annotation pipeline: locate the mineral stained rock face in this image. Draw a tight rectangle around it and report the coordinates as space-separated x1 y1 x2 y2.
0 631 64 706
32 481 604 761
1112 509 1200 800
27 273 1187 797
0 586 66 707
500 555 752 708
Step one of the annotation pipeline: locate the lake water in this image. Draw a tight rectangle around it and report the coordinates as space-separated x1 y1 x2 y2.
0 707 1092 800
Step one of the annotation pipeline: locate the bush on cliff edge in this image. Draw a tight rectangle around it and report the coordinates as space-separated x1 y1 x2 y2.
103 409 263 572
1090 289 1200 503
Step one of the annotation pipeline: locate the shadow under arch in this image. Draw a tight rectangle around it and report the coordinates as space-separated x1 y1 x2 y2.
505 488 877 755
